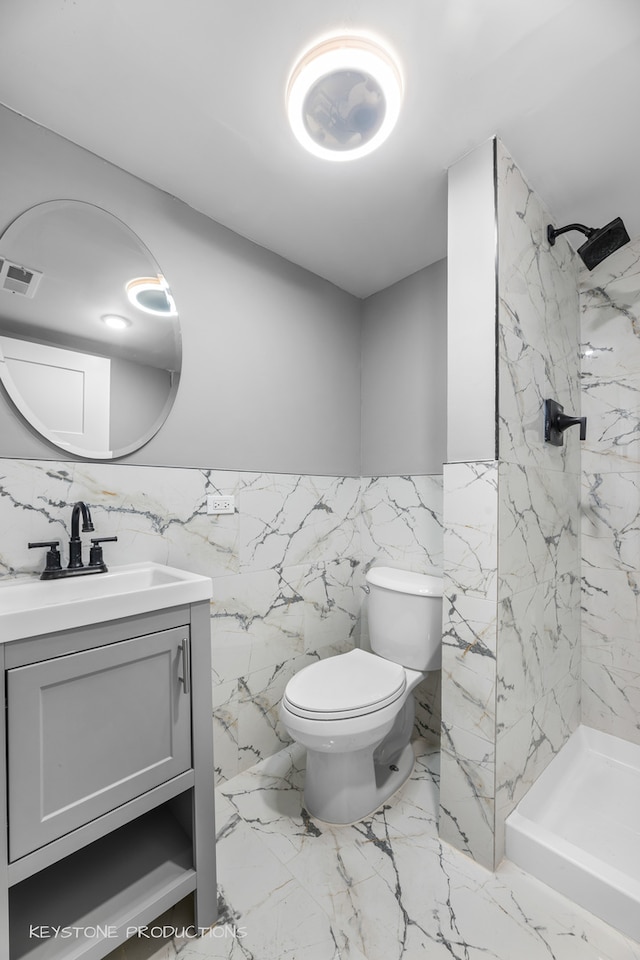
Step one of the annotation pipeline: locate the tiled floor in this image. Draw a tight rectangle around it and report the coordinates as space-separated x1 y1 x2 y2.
113 740 640 960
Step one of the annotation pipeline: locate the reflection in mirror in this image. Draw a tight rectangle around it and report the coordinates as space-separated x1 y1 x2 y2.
0 201 181 459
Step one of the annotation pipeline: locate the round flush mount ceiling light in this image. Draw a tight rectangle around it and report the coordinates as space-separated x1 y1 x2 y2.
126 275 177 316
286 35 403 161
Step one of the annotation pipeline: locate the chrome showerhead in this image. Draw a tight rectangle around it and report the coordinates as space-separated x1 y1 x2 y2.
547 217 630 269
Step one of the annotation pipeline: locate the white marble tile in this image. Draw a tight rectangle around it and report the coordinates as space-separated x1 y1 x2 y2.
359 474 443 573
581 659 640 747
236 658 301 771
211 679 239 785
493 859 640 960
497 573 580 735
498 461 580 595
210 567 306 674
540 571 582 693
296 558 361 652
210 631 253 689
439 727 496 869
496 584 543 726
582 565 640 652
238 473 361 571
211 561 359 679
197 815 350 960
107 742 640 960
441 592 497 742
443 461 498 600
441 462 498 868
413 671 441 744
581 374 640 473
339 828 632 960
582 471 640 572
582 621 640 681
579 237 640 747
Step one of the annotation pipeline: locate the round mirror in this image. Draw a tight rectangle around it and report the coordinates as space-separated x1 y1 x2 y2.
0 200 181 459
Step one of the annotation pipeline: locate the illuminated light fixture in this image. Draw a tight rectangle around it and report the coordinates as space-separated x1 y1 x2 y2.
101 314 131 330
126 275 177 316
286 34 403 161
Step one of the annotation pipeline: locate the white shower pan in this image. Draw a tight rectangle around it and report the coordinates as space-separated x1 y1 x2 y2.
505 725 640 942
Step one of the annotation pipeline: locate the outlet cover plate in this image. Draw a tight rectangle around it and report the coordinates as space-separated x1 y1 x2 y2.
207 494 235 515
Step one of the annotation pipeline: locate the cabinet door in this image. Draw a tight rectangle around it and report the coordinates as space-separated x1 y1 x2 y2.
7 626 192 861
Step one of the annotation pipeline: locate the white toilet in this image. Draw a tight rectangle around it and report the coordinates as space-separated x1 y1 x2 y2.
279 565 443 824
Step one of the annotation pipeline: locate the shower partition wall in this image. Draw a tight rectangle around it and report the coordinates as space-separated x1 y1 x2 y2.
439 137 582 870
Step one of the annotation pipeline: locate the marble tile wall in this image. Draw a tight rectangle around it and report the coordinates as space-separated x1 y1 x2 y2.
580 237 640 744
494 140 582 865
439 460 499 867
440 140 582 870
0 459 443 783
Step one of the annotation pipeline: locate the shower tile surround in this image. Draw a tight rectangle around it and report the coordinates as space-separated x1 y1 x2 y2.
0 460 443 783
440 140 582 869
580 236 640 744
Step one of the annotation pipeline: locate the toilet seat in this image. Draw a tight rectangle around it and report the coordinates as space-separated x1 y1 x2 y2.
283 648 406 720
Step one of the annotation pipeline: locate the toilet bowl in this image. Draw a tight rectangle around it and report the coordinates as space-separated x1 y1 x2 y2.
279 566 443 824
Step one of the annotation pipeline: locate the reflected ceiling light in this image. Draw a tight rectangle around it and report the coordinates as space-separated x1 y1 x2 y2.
101 314 131 330
286 34 403 161
126 275 177 316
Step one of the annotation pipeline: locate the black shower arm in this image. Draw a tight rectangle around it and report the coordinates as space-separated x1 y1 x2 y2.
547 223 595 246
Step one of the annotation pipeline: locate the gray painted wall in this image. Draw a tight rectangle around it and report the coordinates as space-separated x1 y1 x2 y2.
109 359 172 452
0 105 361 476
360 259 447 476
0 106 449 479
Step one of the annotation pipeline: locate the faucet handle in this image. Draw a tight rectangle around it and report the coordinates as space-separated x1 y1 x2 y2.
28 540 62 576
89 536 118 569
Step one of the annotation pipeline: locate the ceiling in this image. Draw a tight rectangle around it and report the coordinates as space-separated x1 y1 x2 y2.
0 0 638 299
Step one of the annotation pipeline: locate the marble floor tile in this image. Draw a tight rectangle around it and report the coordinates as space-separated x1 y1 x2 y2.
107 741 640 960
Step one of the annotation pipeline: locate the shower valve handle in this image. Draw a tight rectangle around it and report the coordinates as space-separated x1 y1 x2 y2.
544 398 587 446
556 412 587 440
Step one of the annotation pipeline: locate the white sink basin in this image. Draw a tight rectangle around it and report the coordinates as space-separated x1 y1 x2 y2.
0 562 213 640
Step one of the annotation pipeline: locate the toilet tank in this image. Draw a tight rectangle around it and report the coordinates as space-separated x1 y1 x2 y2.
365 566 443 672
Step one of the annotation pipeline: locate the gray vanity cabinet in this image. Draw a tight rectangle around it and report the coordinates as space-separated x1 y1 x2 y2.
0 601 217 960
8 625 192 861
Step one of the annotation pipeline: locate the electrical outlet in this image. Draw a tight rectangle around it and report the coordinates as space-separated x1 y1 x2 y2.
206 494 235 515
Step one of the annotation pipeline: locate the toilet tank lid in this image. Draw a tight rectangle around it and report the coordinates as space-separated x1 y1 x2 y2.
365 566 443 597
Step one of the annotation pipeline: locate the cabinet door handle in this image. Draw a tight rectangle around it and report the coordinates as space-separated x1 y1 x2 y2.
178 638 191 695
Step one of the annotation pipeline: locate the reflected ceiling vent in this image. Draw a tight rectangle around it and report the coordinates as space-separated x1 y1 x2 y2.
0 257 43 298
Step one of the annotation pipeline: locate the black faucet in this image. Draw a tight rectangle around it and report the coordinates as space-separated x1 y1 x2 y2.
28 501 118 579
68 501 95 568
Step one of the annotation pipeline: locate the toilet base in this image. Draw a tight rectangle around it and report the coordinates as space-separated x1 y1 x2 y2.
303 741 415 825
